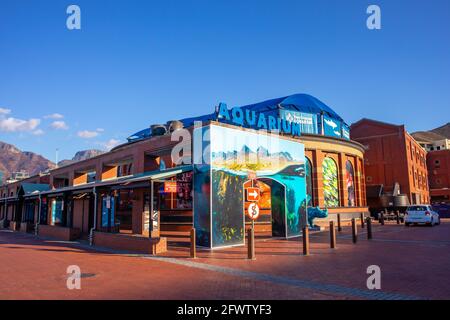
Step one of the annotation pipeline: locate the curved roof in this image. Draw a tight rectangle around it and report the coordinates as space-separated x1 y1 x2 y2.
127 93 345 141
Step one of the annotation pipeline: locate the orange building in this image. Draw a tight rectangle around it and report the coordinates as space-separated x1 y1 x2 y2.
350 118 430 206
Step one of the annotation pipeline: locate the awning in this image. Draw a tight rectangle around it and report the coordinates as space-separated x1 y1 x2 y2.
1 197 18 202
39 165 193 195
122 165 193 184
21 183 51 198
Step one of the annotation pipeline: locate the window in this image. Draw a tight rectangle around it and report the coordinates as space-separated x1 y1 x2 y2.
305 157 314 207
435 159 441 168
117 163 133 177
346 161 356 207
322 157 339 207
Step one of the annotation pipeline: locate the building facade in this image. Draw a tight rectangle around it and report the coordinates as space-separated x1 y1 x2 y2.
427 149 450 204
1 94 367 253
350 118 430 206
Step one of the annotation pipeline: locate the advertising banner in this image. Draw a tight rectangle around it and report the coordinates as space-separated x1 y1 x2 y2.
279 110 318 134
323 115 342 138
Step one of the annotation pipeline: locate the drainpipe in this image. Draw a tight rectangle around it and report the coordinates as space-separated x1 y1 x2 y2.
89 187 97 246
35 194 41 236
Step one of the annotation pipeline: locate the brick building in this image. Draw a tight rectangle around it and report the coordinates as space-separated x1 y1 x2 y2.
427 149 450 204
1 94 368 253
350 118 430 206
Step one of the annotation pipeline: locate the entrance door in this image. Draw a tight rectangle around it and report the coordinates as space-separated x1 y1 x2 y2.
243 178 286 238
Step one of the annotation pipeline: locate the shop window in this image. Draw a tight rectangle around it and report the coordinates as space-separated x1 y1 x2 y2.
51 199 64 226
305 157 314 207
158 172 193 210
322 157 340 207
346 161 356 207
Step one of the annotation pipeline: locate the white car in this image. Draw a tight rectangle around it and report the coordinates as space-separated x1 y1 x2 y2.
405 205 440 226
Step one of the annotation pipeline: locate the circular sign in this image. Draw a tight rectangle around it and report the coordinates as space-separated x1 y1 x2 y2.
247 203 260 220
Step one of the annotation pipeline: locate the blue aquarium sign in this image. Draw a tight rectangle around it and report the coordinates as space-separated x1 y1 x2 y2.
216 103 302 137
279 110 318 134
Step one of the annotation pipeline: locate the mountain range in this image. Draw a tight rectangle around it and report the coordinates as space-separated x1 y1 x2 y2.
0 140 104 183
412 123 450 143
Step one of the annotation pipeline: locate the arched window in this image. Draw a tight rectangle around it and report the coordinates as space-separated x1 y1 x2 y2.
322 157 339 207
305 157 314 207
346 161 356 207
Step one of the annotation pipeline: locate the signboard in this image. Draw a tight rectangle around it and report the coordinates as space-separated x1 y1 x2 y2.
279 110 318 134
164 181 177 193
246 187 260 202
342 124 350 140
323 115 342 138
247 203 260 220
216 103 302 137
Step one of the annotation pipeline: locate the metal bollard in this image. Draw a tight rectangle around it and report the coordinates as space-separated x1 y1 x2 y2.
396 211 400 225
360 213 365 228
247 227 255 260
337 213 342 232
351 218 357 244
329 221 336 249
190 228 197 258
366 217 372 240
302 227 310 255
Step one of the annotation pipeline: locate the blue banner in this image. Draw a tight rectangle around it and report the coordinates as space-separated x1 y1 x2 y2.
279 110 318 134
342 124 350 140
323 115 342 138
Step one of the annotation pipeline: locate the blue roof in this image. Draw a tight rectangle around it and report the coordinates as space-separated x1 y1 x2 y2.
20 183 51 196
127 93 345 141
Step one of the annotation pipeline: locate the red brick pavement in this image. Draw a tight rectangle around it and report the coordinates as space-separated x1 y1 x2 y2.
1 219 449 300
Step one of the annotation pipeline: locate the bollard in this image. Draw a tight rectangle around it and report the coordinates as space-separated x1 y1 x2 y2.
396 211 400 225
360 213 365 228
337 213 342 232
302 227 310 255
366 217 372 240
190 228 197 258
329 221 336 249
247 227 255 260
380 211 385 225
351 218 357 244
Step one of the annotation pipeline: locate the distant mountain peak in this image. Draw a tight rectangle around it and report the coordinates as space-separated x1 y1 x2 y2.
58 149 105 167
0 141 55 182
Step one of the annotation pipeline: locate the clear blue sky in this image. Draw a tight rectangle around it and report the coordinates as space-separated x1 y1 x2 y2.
0 0 449 162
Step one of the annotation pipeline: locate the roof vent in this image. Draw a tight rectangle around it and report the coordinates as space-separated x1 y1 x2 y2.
151 124 167 136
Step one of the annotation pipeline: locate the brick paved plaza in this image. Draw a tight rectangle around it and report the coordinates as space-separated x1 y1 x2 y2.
1 220 449 300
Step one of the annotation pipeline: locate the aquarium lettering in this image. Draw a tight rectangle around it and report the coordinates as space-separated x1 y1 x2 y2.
217 103 301 137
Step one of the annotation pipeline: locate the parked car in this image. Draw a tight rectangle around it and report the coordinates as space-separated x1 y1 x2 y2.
405 205 440 226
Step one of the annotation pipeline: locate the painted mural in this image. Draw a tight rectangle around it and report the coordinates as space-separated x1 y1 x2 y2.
346 160 356 207
322 157 339 207
193 124 306 248
305 157 314 207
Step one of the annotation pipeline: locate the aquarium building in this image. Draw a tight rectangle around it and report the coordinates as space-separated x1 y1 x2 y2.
0 94 367 252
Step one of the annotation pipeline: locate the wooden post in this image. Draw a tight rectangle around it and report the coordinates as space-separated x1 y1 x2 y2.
366 217 372 240
302 226 309 255
337 213 342 232
190 228 196 258
247 227 255 260
329 221 336 249
351 218 357 244
360 213 365 228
